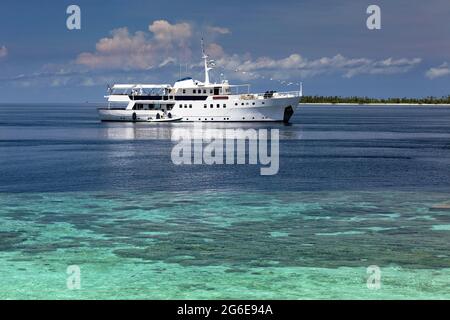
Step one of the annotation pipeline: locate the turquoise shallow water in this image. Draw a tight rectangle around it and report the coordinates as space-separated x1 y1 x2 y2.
1 191 449 299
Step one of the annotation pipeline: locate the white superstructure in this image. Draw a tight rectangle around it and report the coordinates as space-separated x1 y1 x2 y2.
98 41 302 123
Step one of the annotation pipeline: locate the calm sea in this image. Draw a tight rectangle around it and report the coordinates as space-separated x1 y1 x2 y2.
0 104 449 299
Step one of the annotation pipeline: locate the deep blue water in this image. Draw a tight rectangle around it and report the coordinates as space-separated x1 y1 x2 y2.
1 104 450 299
1 104 450 193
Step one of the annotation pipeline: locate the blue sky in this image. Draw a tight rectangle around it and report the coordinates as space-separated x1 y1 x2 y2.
0 0 449 102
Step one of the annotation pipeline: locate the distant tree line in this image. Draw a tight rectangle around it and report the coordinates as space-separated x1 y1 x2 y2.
300 95 450 105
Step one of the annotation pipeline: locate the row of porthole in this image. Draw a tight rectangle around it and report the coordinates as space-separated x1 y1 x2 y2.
182 116 267 121
179 105 226 109
204 104 227 108
196 118 230 121
235 102 265 106
178 104 228 108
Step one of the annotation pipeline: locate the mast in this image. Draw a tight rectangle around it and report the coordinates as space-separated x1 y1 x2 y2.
201 38 212 85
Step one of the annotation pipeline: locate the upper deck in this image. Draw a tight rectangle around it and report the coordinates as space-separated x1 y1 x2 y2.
105 40 302 104
107 78 301 103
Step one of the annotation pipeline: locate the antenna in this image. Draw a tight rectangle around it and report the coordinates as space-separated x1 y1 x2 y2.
201 38 206 57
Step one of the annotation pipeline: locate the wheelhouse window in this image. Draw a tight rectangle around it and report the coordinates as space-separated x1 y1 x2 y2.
210 104 213 108
189 104 192 108
193 89 196 94
223 104 227 108
204 104 207 108
183 89 186 94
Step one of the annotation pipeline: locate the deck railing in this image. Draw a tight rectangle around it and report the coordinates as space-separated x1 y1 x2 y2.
250 91 302 99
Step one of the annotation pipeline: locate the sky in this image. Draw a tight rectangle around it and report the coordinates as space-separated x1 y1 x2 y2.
0 0 449 102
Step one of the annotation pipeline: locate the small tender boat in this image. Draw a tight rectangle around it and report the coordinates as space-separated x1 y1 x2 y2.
147 116 182 122
97 108 181 122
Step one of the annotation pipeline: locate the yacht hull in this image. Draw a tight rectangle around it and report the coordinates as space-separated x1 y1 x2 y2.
98 97 299 123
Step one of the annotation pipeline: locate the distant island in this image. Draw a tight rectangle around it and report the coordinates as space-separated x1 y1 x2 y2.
300 95 450 105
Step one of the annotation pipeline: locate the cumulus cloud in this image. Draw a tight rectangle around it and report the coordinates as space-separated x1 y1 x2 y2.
343 57 422 78
0 45 8 59
425 62 450 79
75 20 233 72
148 20 192 45
76 20 193 70
208 43 422 81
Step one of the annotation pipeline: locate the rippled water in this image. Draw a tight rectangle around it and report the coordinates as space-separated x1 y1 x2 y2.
0 104 449 299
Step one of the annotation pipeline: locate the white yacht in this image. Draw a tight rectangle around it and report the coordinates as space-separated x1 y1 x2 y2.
98 41 302 123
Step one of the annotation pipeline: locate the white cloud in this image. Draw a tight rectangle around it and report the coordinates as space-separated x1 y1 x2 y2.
76 20 193 70
148 20 192 45
75 20 233 72
425 62 450 79
206 26 231 35
343 57 422 78
209 44 422 81
0 45 8 59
